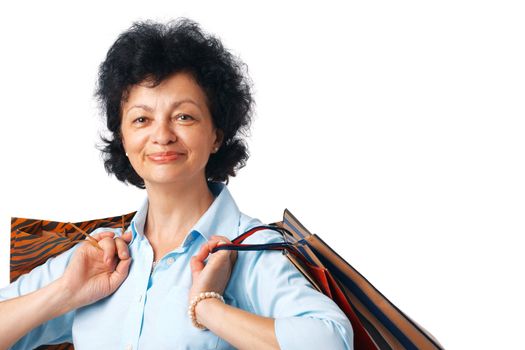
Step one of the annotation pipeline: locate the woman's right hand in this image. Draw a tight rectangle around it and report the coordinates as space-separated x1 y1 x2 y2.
59 230 133 310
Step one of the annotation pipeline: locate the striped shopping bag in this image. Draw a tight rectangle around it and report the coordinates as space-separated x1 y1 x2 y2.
213 209 445 350
10 212 136 350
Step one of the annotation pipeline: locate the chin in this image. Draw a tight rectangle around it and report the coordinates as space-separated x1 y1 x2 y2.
144 172 196 185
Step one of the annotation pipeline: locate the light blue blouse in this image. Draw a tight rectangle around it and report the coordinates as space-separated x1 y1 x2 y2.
1 182 353 349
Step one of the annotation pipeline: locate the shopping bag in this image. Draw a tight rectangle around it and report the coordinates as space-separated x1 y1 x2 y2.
10 212 135 350
213 209 445 350
10 209 444 350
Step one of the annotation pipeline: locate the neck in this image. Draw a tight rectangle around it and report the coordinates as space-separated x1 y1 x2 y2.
144 175 216 245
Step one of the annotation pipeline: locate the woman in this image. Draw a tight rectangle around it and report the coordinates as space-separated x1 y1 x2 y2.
0 19 353 349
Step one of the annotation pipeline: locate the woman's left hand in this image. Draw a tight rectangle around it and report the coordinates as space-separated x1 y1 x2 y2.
189 235 237 302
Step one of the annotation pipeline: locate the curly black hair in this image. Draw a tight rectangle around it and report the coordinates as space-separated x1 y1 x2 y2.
95 18 254 189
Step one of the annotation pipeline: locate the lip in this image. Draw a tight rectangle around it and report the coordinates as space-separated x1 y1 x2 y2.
147 151 184 162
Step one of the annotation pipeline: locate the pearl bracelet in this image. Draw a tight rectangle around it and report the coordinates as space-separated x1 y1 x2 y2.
188 291 225 330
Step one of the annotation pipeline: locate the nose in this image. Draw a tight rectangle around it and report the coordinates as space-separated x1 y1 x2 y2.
152 119 177 145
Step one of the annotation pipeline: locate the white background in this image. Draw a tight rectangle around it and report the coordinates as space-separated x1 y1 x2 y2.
0 1 523 349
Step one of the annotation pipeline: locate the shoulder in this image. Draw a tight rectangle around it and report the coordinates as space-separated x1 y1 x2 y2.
237 212 284 244
232 212 293 282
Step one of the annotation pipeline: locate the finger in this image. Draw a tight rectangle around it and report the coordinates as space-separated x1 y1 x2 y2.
209 235 232 247
76 231 114 252
210 235 227 239
215 241 228 250
194 241 211 263
216 241 237 265
110 256 132 289
210 235 231 243
121 230 133 243
98 236 117 264
230 247 238 264
210 236 237 264
190 243 210 277
208 236 233 253
114 237 130 260
214 241 233 259
90 231 115 241
190 256 205 276
91 231 115 240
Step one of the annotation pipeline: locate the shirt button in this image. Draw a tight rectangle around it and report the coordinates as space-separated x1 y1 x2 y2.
125 344 133 350
166 257 175 265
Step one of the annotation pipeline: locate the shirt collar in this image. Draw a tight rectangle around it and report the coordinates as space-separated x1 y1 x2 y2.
130 181 241 244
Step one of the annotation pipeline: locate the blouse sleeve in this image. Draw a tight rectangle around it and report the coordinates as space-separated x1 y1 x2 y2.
0 227 115 349
0 245 78 349
229 225 354 350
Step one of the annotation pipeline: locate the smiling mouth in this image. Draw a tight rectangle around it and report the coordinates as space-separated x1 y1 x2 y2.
147 152 184 162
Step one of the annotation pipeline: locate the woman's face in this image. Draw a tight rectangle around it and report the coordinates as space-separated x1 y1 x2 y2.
120 72 223 187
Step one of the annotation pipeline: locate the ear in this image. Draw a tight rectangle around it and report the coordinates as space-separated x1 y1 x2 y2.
119 129 126 148
119 131 128 156
214 129 224 150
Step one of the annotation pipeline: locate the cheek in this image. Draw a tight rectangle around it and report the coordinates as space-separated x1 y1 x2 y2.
173 133 198 153
184 129 214 150
122 132 147 152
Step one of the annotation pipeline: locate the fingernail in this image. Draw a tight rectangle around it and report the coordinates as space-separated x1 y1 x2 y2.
121 252 128 258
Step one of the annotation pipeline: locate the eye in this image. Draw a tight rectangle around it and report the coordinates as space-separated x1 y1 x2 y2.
177 114 194 122
133 116 148 124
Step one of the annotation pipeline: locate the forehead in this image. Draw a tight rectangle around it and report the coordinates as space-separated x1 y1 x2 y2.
122 72 209 110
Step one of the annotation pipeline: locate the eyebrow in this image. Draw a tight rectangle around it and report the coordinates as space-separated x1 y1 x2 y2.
126 98 201 114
